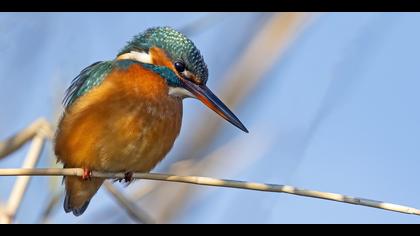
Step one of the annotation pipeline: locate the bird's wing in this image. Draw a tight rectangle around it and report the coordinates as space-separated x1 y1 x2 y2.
63 61 114 108
62 59 171 108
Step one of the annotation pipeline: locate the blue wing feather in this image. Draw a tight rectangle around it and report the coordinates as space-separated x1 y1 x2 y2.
63 59 179 108
63 61 113 108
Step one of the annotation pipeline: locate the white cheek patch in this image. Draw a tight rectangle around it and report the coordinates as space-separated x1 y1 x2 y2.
117 51 152 64
169 87 195 98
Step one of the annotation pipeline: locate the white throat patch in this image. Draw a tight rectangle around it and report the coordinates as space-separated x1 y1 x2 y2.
168 87 195 98
117 51 152 64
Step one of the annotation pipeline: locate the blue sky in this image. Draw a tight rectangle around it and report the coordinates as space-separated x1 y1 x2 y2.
0 12 420 223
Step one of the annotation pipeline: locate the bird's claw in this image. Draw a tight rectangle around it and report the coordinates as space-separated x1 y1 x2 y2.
113 172 134 185
82 168 92 181
124 172 134 183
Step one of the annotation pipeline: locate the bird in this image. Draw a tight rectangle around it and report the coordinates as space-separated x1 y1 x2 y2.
54 26 248 216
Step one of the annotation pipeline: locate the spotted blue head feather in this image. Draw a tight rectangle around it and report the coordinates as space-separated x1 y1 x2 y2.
119 26 208 84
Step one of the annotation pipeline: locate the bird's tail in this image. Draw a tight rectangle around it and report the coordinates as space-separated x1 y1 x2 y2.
64 176 104 216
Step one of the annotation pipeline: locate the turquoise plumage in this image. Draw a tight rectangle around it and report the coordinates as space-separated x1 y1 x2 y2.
63 61 113 107
119 26 208 84
63 60 181 109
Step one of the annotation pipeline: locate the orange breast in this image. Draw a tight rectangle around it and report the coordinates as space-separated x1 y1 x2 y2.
55 63 183 172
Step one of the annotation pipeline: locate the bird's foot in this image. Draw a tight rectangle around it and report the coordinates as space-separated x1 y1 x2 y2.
82 168 92 181
124 172 134 183
113 172 134 185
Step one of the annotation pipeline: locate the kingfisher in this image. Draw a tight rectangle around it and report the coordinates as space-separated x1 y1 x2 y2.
54 26 248 216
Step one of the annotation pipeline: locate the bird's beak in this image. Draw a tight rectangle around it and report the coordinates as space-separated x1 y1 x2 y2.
182 79 249 133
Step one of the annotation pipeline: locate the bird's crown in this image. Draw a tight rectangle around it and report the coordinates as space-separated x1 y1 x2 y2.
119 26 208 85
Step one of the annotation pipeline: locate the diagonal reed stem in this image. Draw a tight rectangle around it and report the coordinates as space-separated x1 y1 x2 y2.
2 134 46 223
0 118 52 160
104 181 155 224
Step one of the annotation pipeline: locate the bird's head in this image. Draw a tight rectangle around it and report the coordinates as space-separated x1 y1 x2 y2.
117 26 248 133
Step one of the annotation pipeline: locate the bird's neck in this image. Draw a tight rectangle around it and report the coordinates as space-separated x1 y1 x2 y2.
116 50 192 99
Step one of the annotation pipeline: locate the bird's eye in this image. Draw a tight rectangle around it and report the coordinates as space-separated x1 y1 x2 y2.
174 61 186 73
